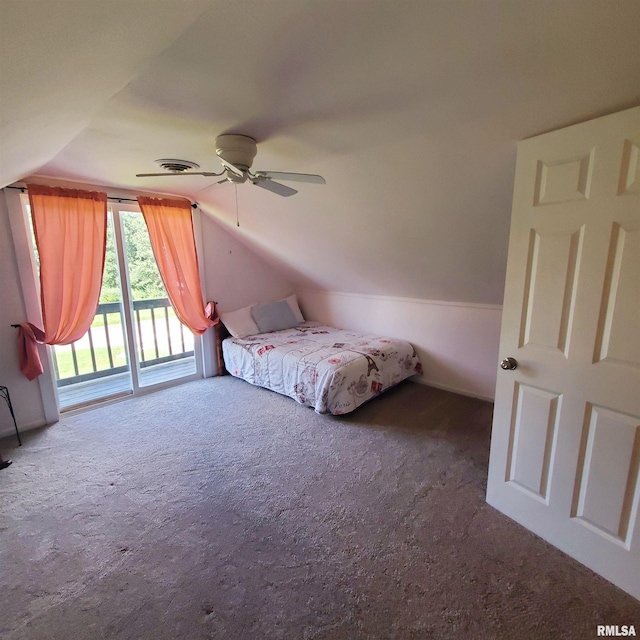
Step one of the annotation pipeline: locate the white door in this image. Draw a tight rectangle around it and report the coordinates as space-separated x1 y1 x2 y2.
487 107 640 599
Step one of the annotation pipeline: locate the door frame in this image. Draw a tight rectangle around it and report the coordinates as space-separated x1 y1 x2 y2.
5 187 59 423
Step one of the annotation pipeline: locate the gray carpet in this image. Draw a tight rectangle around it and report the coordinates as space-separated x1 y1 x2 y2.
1 377 638 639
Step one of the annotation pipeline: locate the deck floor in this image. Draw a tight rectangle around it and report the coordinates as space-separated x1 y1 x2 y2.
57 357 197 410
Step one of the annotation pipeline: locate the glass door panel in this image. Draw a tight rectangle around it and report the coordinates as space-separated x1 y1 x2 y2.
53 212 133 409
119 210 197 387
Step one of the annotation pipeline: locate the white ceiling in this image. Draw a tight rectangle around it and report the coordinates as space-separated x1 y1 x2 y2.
2 0 639 304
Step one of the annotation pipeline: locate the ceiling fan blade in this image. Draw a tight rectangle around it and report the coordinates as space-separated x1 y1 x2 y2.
136 172 181 177
136 171 224 178
254 171 326 184
219 158 244 178
195 179 228 195
252 176 298 197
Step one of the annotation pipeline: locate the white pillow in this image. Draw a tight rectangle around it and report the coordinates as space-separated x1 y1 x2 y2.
220 306 259 339
283 294 305 323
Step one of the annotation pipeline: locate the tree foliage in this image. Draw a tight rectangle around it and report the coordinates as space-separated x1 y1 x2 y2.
100 213 166 303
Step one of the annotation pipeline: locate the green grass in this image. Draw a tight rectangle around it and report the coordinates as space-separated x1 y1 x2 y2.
54 338 178 379
54 346 128 379
94 308 160 327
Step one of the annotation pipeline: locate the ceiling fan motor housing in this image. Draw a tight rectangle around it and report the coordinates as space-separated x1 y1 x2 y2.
215 134 257 170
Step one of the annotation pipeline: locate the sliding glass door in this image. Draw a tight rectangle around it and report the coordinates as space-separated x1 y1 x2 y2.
26 197 203 409
116 207 198 391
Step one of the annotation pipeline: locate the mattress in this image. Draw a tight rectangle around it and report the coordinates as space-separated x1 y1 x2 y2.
222 322 422 415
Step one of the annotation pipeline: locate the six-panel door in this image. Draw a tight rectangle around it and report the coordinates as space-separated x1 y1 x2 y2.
487 107 640 599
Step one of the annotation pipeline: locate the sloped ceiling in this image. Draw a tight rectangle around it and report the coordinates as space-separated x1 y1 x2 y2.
2 1 639 304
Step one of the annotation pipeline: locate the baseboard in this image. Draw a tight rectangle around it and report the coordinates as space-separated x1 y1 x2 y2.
0 419 46 440
411 376 495 403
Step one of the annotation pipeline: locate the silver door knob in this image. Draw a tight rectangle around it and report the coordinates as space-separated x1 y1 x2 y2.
500 357 518 370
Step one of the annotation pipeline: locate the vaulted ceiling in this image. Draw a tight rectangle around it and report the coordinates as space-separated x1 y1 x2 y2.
2 0 639 304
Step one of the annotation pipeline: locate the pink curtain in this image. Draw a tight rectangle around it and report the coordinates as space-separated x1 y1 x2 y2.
18 185 108 380
137 196 215 335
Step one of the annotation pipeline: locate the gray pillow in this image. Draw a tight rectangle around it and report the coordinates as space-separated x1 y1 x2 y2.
251 300 298 333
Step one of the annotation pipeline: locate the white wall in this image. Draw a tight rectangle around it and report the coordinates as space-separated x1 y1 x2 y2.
0 192 47 437
199 212 295 313
199 214 503 400
297 289 502 401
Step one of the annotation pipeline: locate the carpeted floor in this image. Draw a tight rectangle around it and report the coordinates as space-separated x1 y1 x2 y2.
0 377 638 639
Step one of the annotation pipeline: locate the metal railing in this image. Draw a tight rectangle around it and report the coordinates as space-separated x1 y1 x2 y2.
53 298 193 387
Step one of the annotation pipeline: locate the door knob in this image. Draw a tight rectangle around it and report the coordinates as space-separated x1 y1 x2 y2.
500 357 518 370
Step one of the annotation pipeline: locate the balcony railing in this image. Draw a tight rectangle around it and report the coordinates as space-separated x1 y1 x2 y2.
53 298 194 387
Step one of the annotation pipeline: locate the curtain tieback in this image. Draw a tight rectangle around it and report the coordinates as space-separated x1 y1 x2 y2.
17 323 46 381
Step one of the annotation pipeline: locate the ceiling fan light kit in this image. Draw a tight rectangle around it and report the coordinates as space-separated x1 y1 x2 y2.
136 133 326 197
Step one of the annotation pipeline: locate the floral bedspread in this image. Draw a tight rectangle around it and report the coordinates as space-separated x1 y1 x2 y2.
222 323 422 415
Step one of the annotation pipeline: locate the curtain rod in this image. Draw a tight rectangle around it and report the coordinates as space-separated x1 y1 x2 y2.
5 185 197 207
6 185 139 204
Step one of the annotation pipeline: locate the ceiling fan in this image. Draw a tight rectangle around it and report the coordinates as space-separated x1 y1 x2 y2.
136 134 326 197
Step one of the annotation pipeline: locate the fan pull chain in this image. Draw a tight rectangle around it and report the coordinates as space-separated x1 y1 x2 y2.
234 183 240 227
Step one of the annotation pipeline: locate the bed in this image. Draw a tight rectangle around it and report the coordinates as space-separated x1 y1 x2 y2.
221 321 422 415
